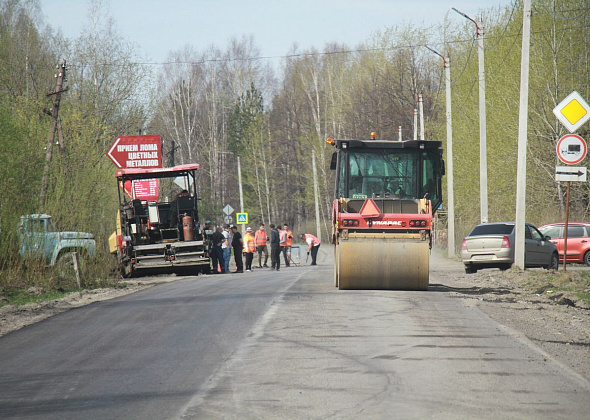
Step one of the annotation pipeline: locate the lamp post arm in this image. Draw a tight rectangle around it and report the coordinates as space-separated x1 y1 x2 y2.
451 7 480 34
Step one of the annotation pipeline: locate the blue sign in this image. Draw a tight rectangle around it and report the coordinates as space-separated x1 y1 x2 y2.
236 213 248 224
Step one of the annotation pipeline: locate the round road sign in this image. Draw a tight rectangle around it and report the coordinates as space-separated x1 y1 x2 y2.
556 134 587 165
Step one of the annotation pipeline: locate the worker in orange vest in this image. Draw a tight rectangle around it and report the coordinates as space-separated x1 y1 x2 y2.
254 223 269 268
243 226 256 272
301 233 321 266
281 223 293 267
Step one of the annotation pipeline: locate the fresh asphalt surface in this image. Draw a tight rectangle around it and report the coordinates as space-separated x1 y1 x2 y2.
1 248 589 419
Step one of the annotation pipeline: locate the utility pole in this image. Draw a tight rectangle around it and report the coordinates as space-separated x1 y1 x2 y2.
419 93 425 140
413 108 418 140
312 151 321 241
443 56 455 257
237 156 245 234
515 0 532 269
426 46 455 257
453 8 488 224
41 59 67 213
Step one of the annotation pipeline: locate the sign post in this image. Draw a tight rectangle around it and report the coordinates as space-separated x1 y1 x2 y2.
222 204 234 226
553 91 590 271
554 132 588 271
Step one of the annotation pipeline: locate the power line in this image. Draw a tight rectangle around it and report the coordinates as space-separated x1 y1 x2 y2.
64 17 590 72
536 2 590 21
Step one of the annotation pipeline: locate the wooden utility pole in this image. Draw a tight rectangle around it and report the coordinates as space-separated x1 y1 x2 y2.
41 59 67 212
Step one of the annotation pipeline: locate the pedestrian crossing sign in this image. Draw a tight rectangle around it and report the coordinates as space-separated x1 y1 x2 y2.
236 213 248 224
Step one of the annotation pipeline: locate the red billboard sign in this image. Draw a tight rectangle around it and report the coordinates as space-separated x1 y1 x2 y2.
107 135 162 169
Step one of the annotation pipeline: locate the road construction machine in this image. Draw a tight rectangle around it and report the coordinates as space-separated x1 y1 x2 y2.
110 164 210 277
328 134 445 290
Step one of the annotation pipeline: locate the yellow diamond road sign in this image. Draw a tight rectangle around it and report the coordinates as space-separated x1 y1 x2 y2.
553 91 590 133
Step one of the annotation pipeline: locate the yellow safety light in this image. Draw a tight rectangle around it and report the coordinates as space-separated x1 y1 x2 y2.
370 131 377 139
326 137 335 145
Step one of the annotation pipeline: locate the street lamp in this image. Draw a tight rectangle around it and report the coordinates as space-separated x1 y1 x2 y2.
453 7 489 224
426 46 455 257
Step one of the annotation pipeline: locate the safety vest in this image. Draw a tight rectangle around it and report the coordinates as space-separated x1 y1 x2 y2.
285 230 293 247
255 229 267 247
244 232 256 253
279 230 287 246
304 234 320 246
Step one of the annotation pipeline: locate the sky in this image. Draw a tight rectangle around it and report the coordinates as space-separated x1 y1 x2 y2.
39 0 513 65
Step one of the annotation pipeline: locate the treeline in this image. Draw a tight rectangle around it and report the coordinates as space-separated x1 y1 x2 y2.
0 0 589 287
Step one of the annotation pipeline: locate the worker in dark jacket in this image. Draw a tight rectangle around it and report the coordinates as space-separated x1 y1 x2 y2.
231 225 244 273
210 226 225 274
269 224 281 271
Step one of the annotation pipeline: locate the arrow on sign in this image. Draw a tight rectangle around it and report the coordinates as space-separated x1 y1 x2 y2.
556 170 585 176
555 166 587 182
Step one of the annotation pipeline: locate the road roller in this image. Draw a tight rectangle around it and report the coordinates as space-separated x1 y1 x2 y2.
328 134 445 290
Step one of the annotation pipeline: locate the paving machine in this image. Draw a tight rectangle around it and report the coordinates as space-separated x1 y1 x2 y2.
328 134 445 290
110 164 210 277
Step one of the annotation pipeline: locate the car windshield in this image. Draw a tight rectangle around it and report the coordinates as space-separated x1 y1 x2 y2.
469 223 514 236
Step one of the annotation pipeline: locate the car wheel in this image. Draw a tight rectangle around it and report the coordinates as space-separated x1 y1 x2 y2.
584 251 590 267
465 265 477 274
547 252 559 271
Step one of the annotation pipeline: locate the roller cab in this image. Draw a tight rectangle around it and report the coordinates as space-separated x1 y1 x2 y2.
328 136 445 290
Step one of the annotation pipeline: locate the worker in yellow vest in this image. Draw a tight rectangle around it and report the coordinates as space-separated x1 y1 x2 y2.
243 226 256 272
281 224 293 267
254 223 269 268
301 233 321 266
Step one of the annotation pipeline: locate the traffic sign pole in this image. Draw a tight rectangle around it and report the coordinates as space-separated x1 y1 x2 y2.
553 92 590 272
563 181 570 271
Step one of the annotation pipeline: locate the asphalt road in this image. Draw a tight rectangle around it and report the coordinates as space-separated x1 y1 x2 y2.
0 248 589 419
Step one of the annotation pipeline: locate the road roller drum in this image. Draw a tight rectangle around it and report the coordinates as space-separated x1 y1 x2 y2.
336 235 430 291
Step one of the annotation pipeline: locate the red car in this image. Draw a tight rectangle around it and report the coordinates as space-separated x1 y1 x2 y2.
539 223 590 266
